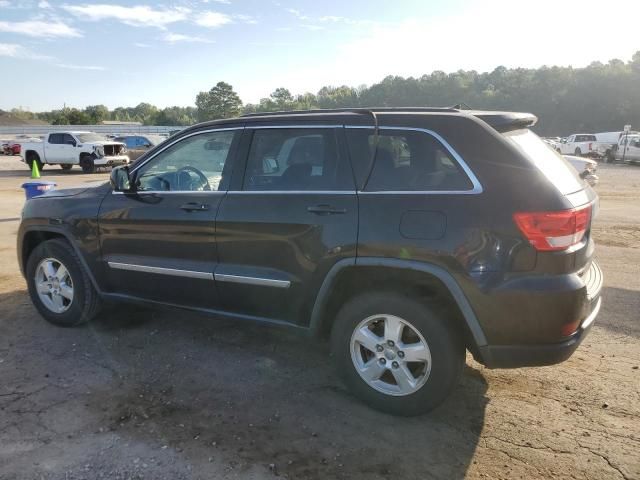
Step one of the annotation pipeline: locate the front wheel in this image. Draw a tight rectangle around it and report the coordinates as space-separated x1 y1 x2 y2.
79 154 96 174
574 148 582 156
26 238 102 327
330 292 464 416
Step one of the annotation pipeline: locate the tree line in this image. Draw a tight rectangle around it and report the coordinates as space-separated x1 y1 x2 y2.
7 51 640 136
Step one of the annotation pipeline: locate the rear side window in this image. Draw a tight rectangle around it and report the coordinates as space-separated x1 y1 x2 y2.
504 129 583 195
346 128 473 192
575 135 596 142
242 128 353 191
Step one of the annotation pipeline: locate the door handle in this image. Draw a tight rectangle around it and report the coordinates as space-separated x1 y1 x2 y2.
307 204 347 215
180 202 210 212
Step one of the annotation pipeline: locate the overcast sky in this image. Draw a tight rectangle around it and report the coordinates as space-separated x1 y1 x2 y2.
0 0 639 111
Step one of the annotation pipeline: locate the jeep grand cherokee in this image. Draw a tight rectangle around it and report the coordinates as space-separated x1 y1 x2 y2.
17 107 603 415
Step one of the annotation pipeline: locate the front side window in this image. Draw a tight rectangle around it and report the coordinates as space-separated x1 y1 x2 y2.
134 130 239 192
48 133 63 144
347 129 473 192
242 128 352 191
62 134 76 145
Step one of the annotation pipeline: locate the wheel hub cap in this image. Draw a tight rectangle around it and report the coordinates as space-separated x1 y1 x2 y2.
35 258 74 314
350 314 432 396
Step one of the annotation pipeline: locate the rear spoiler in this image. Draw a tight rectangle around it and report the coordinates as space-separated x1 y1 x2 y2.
467 110 538 133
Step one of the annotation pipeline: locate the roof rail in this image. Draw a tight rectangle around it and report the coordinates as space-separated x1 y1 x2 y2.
240 107 459 118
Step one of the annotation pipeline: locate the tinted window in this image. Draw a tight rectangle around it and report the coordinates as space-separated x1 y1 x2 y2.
346 129 473 192
62 134 76 145
575 135 596 142
504 129 583 195
135 130 239 192
48 133 63 144
242 128 352 191
136 137 149 146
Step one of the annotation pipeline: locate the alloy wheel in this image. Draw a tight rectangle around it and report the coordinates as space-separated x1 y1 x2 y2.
34 258 74 314
350 314 432 396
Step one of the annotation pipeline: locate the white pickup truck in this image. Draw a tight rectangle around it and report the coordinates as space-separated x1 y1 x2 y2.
612 134 640 164
20 131 129 173
556 134 598 157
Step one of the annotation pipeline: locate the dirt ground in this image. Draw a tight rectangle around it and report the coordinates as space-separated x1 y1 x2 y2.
0 156 638 480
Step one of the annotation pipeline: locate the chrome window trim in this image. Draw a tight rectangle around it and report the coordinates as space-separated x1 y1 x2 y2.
112 190 226 196
214 273 291 288
128 126 245 175
115 123 482 196
107 262 214 280
346 125 483 195
227 190 356 195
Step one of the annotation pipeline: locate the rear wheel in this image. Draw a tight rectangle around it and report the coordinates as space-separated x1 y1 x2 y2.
26 152 44 172
26 238 101 327
79 153 96 174
330 292 464 416
574 147 582 156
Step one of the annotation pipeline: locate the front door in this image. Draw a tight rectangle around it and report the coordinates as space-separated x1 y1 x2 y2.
214 126 358 325
97 128 243 308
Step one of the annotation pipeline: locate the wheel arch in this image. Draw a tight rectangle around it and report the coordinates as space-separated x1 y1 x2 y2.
20 227 102 294
309 257 488 358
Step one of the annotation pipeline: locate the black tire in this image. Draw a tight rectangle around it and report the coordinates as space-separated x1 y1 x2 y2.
26 152 44 172
330 292 464 416
574 148 582 156
80 153 96 174
60 164 73 171
26 238 101 327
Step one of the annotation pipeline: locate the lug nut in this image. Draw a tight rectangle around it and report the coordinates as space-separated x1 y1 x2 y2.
376 345 384 352
398 351 405 359
379 358 386 365
392 361 399 369
387 340 394 347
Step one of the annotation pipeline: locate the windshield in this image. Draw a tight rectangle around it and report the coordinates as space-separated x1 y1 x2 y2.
504 129 584 195
76 133 107 143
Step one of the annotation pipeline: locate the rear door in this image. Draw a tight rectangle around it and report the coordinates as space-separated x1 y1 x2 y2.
214 125 358 324
98 127 242 308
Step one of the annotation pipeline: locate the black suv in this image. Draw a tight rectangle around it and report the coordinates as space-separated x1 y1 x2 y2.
18 108 603 415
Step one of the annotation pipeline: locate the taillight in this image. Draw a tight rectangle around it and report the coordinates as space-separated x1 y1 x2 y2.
513 205 592 251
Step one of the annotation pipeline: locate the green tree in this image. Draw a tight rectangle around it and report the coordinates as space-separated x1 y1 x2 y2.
196 82 242 121
270 88 294 110
84 104 110 124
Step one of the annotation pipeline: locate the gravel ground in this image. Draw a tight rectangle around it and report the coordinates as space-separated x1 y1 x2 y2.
0 157 638 480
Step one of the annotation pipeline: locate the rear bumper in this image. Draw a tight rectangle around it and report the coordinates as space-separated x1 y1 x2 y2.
479 296 601 368
475 260 603 368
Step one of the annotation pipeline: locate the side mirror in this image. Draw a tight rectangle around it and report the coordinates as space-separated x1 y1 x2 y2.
144 143 152 148
110 165 132 192
66 140 76 146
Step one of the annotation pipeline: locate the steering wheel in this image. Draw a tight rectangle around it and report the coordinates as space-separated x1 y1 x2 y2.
176 166 211 191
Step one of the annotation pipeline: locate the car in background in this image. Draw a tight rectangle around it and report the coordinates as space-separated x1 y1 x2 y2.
612 134 640 164
19 131 129 173
564 155 598 186
543 137 561 150
593 131 640 162
1 141 21 156
557 134 598 157
113 135 165 162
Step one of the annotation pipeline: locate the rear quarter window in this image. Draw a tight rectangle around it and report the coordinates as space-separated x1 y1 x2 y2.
504 129 584 195
346 128 474 192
